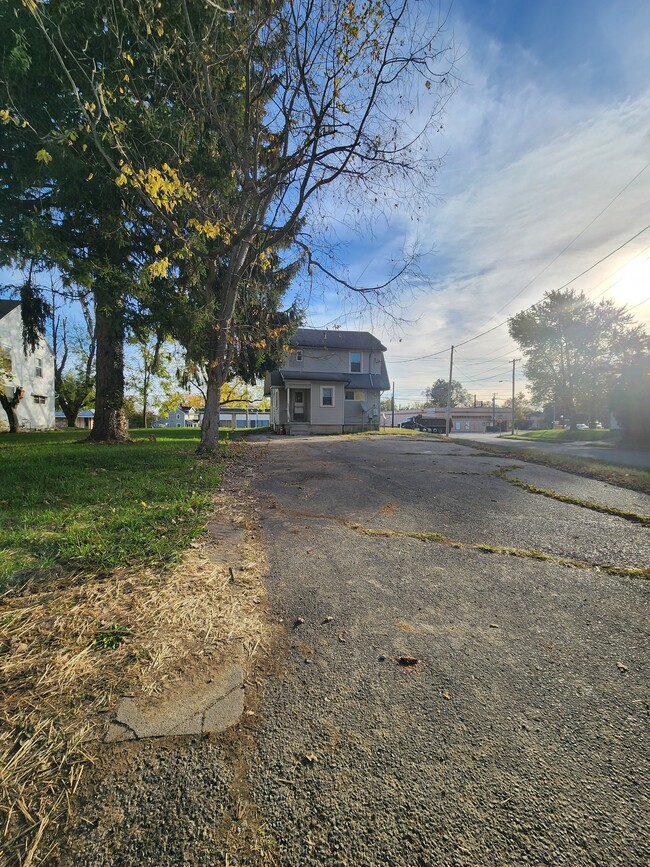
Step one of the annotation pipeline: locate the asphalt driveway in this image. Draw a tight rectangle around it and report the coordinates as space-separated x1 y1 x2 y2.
458 432 650 469
249 434 649 866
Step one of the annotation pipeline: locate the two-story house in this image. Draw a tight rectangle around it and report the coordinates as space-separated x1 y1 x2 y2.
158 405 201 428
265 328 390 435
0 300 55 431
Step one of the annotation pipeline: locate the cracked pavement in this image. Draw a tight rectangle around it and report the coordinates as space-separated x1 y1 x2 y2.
248 434 649 866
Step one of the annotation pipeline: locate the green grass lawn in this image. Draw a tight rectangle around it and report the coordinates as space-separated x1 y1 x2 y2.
513 429 619 443
0 427 228 591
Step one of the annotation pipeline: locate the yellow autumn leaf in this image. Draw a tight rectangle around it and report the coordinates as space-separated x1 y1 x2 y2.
35 148 52 164
140 501 148 509
148 257 170 278
154 243 162 254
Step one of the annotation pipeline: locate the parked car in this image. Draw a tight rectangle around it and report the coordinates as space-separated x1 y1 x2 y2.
575 423 589 430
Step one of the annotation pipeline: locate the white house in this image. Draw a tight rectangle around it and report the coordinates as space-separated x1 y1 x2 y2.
0 300 55 431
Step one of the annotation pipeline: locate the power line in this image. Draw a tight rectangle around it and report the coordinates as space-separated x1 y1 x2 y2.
626 295 650 313
454 222 650 350
472 159 650 331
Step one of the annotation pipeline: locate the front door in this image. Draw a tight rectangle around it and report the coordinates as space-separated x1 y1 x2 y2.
293 390 305 421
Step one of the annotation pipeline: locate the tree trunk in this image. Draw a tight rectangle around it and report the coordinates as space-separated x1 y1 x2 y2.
197 245 251 453
88 291 129 443
0 387 24 433
59 396 80 428
200 360 223 452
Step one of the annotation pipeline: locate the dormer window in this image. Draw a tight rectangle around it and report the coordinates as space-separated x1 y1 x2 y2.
295 349 304 362
350 351 361 373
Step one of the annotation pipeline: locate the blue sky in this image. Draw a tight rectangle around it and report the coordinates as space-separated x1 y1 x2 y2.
302 0 650 407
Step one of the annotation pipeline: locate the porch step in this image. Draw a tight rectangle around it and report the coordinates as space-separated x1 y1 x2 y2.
289 422 310 436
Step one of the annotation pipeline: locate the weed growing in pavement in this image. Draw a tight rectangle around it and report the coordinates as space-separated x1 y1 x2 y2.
453 439 650 495
494 468 650 526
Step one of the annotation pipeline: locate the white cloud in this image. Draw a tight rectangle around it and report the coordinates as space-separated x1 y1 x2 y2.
369 20 650 402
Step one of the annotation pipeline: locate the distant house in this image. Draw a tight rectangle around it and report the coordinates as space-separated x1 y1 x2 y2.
265 328 390 435
0 299 55 431
157 405 201 428
55 409 95 430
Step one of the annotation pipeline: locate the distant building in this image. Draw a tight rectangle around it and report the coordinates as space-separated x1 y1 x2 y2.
0 299 55 431
154 406 270 429
407 406 514 433
157 405 201 428
55 409 95 430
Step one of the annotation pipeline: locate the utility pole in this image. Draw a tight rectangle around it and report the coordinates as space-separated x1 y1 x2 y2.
391 381 395 428
511 358 521 436
492 392 496 430
445 345 454 436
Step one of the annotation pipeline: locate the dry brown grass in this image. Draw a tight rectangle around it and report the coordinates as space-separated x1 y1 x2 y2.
1 475 267 866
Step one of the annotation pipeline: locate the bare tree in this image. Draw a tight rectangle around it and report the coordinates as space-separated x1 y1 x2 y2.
51 286 96 428
24 0 456 450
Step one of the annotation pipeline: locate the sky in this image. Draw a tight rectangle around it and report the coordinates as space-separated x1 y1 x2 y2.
302 0 650 407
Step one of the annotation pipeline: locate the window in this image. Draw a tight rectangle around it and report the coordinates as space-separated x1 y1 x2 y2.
321 386 334 407
33 394 47 405
295 349 304 362
35 357 43 377
349 351 361 373
0 346 11 374
345 389 366 401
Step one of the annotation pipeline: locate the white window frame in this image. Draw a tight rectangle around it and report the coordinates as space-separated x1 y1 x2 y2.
295 349 304 362
32 394 47 405
345 389 366 401
35 357 43 377
320 386 335 407
349 351 361 373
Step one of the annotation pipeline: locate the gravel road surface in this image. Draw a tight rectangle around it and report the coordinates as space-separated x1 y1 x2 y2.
57 435 649 866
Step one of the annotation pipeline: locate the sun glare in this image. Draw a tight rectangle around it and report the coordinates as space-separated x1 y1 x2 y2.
609 257 650 307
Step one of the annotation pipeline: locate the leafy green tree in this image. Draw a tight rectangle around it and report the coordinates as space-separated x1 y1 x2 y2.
424 378 471 408
0 4 150 442
609 352 650 445
21 0 454 451
509 290 647 428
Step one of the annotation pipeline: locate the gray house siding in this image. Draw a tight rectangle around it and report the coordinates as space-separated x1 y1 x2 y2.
266 329 389 435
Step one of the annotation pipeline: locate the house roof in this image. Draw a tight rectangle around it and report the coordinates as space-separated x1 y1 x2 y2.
55 409 95 418
289 328 387 352
0 299 21 320
270 367 390 391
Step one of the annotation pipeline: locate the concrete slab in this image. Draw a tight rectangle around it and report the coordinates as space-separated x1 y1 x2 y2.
106 653 245 742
